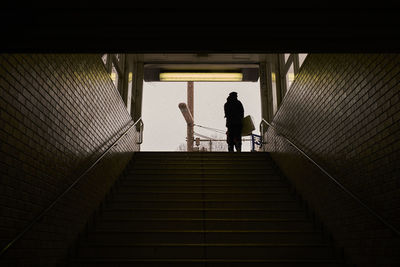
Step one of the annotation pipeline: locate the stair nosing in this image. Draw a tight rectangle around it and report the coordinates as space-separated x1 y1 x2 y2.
71 258 342 263
82 244 332 247
120 182 286 185
113 191 291 194
101 208 302 211
89 229 322 233
118 184 286 187
98 218 309 222
107 199 298 202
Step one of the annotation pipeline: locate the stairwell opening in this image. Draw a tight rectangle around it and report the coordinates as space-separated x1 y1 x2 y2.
141 80 262 152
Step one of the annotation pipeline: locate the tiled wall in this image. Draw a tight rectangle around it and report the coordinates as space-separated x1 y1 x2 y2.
0 54 140 265
265 54 400 266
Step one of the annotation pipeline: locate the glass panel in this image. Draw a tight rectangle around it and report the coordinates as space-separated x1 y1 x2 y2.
284 53 291 63
127 72 133 114
111 63 119 88
101 54 107 65
271 71 277 115
299 53 308 68
286 62 295 90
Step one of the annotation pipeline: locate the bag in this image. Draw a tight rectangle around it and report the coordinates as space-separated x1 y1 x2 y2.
241 115 255 136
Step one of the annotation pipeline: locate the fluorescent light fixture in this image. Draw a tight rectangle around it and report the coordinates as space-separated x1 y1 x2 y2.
144 67 259 82
159 72 243 82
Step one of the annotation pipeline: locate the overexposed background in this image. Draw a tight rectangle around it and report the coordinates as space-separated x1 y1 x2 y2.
141 80 261 151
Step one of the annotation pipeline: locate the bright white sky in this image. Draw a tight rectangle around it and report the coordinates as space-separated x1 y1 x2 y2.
141 80 262 151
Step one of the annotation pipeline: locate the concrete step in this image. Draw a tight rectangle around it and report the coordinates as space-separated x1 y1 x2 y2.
75 243 335 260
132 159 274 165
122 174 283 181
130 169 278 175
84 230 327 244
69 152 344 267
119 180 289 188
95 218 316 231
130 160 273 166
130 163 275 170
134 153 270 157
104 200 303 209
118 185 290 192
70 258 344 267
99 209 308 220
109 192 296 202
133 152 270 158
119 179 286 186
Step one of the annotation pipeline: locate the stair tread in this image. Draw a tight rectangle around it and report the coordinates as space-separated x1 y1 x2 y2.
119 184 286 186
70 152 343 265
121 183 284 185
131 167 275 170
122 180 282 182
72 258 341 263
113 192 291 194
79 243 330 247
124 178 281 181
108 200 299 202
89 229 322 233
99 218 309 221
101 208 302 211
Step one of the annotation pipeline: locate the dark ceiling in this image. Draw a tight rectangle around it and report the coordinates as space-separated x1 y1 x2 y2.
2 7 400 53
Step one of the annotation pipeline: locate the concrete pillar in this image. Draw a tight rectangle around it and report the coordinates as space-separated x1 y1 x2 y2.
130 58 144 125
293 53 300 75
104 53 112 73
273 54 283 109
121 55 131 107
278 54 287 98
259 62 274 123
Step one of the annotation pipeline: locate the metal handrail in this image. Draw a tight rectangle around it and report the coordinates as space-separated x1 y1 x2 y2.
0 117 144 257
260 118 400 237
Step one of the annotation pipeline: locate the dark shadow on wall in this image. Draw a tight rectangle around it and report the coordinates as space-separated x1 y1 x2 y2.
68 120 138 183
264 53 400 267
0 149 136 266
0 53 141 266
269 147 400 266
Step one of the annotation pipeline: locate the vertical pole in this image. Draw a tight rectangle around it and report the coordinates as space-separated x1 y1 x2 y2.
273 54 283 109
278 54 287 98
187 81 194 118
259 62 273 123
259 61 274 152
121 54 131 107
105 54 112 73
187 81 194 151
293 53 300 75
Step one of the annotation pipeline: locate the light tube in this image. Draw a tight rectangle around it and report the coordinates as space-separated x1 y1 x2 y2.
159 72 243 82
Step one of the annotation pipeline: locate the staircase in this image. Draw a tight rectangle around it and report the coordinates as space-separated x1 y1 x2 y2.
68 152 346 266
